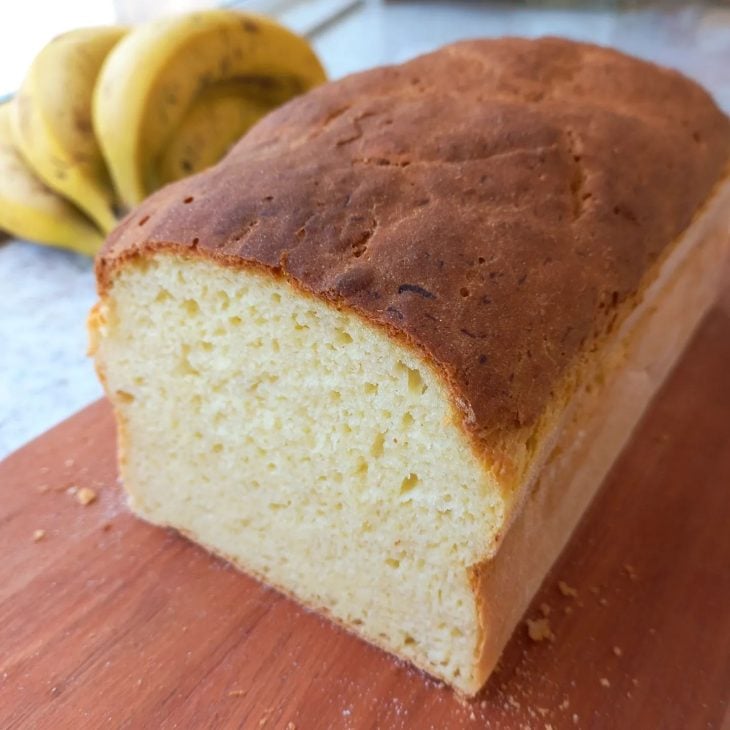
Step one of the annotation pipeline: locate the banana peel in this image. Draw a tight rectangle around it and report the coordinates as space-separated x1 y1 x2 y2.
157 81 272 187
10 26 127 234
94 10 327 208
4 10 327 255
0 103 104 255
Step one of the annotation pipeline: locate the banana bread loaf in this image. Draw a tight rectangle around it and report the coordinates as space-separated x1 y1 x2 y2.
89 37 730 695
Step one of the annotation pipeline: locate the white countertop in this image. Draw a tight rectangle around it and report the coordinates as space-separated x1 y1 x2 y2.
1 1 729 458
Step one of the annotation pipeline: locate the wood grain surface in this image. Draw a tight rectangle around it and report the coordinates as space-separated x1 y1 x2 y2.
1 296 729 729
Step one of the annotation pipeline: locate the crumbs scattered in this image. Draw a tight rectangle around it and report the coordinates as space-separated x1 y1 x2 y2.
599 597 609 606
76 487 97 506
559 698 570 711
33 529 46 542
286 723 296 730
558 581 578 598
539 603 551 617
573 713 580 724
526 617 554 642
613 646 622 657
36 484 50 494
623 564 639 581
228 689 245 697
600 678 611 688
64 458 75 468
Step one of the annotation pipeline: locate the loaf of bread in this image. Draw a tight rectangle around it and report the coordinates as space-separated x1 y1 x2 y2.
89 38 730 695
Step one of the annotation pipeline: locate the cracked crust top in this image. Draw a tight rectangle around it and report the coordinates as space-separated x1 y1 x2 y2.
97 37 730 446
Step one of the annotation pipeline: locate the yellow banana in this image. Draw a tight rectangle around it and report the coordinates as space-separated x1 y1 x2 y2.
94 10 327 208
10 26 127 234
157 81 272 186
0 103 103 255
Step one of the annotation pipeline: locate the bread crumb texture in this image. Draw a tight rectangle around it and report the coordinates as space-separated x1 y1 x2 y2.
93 255 506 692
526 617 555 642
558 580 578 597
76 487 97 506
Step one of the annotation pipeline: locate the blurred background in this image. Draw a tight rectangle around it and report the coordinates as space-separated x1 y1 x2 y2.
1 0 729 457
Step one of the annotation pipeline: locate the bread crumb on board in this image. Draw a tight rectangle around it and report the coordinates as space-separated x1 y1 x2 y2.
539 602 551 616
558 580 578 598
526 617 555 642
613 646 623 657
76 487 97 506
33 529 46 542
623 564 639 581
600 677 611 688
286 723 296 730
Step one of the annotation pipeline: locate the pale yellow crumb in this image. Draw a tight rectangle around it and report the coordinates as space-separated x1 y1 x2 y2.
613 646 622 657
526 617 555 642
558 580 578 598
600 677 611 688
33 529 46 542
76 487 97 506
539 602 551 616
228 689 245 697
286 723 296 730
36 484 49 494
572 713 579 724
559 698 570 711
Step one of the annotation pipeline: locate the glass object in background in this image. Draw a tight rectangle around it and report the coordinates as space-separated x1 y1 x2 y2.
113 0 218 23
0 0 115 98
312 1 730 110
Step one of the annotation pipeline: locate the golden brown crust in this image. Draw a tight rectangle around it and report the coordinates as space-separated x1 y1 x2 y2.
96 37 730 439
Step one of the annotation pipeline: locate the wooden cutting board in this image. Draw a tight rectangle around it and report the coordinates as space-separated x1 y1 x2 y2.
2 299 729 730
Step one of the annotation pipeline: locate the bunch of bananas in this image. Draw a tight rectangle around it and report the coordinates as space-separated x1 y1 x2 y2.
0 10 326 255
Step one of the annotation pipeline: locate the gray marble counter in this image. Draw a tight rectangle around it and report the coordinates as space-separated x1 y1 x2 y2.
1 1 728 458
